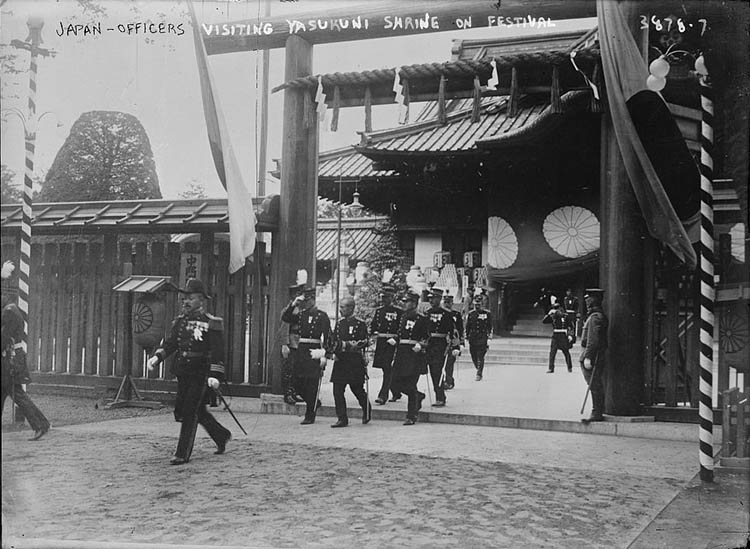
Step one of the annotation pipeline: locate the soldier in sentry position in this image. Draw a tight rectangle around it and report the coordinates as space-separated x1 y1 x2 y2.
390 291 429 425
580 288 609 424
147 278 231 465
281 284 332 425
329 297 371 428
370 282 402 405
280 273 307 405
542 302 574 373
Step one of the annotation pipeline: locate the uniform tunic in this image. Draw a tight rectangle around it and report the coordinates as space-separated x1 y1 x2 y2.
330 316 369 384
392 309 430 420
424 305 454 402
370 304 402 369
443 308 464 387
465 307 493 374
542 309 573 371
281 305 332 379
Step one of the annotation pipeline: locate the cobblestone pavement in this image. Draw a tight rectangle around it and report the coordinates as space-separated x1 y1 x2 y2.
5 410 745 549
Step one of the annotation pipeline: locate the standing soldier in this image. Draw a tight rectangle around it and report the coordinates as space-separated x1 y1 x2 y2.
280 271 307 405
579 288 608 423
563 288 580 337
465 292 493 381
147 279 231 465
1 261 50 441
329 297 371 427
424 288 454 407
543 302 574 373
390 291 429 425
370 282 402 405
441 291 464 390
281 284 332 425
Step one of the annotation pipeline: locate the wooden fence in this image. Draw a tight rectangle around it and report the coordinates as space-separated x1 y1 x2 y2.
1 236 270 395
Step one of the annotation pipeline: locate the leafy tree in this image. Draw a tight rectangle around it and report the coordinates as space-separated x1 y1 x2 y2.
1 164 22 204
38 111 161 202
178 179 208 200
354 220 410 324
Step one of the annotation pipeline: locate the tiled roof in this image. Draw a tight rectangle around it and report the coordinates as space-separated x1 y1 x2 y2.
318 147 397 181
316 216 389 261
0 198 276 235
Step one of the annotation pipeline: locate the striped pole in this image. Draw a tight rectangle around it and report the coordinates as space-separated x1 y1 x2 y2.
697 57 714 483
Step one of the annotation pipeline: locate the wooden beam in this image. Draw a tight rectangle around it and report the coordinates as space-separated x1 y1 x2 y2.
204 0 597 55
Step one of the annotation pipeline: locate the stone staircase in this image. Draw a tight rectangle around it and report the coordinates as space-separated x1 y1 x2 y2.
457 335 552 368
508 304 552 337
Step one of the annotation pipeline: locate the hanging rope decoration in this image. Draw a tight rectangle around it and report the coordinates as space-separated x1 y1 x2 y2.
486 58 499 91
363 86 372 132
392 67 408 124
315 75 328 124
590 62 604 113
401 78 410 124
507 66 520 118
550 65 562 113
471 75 481 123
437 74 447 125
330 85 341 132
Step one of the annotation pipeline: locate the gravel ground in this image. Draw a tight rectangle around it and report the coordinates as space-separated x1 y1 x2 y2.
1 391 172 430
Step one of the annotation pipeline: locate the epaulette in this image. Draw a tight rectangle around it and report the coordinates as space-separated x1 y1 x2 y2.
206 313 224 331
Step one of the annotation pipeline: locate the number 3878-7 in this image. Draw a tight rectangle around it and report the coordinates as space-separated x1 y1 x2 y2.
640 16 707 35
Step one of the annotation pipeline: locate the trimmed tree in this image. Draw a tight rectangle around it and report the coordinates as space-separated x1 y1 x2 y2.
354 220 410 324
38 111 161 202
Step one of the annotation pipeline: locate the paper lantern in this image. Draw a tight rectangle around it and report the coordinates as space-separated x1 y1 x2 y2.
646 74 666 92
649 56 670 78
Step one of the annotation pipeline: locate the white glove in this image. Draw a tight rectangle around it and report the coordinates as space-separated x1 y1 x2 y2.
583 358 592 370
451 349 460 357
281 344 290 358
310 348 325 359
320 357 327 368
147 355 160 371
207 377 220 389
387 338 397 346
412 343 422 353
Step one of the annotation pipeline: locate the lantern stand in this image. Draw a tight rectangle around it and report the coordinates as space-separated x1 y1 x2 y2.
108 275 177 409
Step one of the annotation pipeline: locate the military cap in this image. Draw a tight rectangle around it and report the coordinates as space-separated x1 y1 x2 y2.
380 283 397 294
584 288 605 299
179 278 210 298
428 288 444 299
403 290 420 303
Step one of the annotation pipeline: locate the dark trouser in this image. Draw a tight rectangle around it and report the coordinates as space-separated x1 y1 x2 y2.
297 376 320 421
581 360 605 418
444 354 456 387
1 382 49 432
332 381 369 422
174 374 231 461
426 345 447 403
391 375 422 420
549 334 572 371
470 344 487 375
376 364 401 401
282 348 298 398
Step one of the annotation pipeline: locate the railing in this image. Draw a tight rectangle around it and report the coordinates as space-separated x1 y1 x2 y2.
721 388 750 469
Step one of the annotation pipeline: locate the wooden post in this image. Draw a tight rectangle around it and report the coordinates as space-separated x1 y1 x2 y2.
599 3 647 416
249 241 267 385
266 35 318 394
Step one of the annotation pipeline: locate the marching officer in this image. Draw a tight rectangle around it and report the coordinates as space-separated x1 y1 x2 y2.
390 291 429 425
281 284 332 425
1 261 50 441
563 288 580 337
542 302 574 373
424 288 454 407
147 279 231 465
329 297 371 427
465 292 493 381
280 273 307 405
370 283 402 405
441 291 464 390
580 288 609 423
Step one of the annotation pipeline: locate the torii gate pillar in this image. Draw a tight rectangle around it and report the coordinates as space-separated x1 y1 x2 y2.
267 36 318 392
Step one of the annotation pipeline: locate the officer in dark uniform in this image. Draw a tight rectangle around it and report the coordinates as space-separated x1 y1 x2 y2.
424 288 454 407
329 297 371 427
147 279 231 465
441 291 464 390
465 293 493 381
281 285 332 425
563 288 580 337
1 261 50 441
580 288 609 423
390 291 429 425
281 279 305 405
370 283 402 405
533 287 553 314
542 302 573 373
